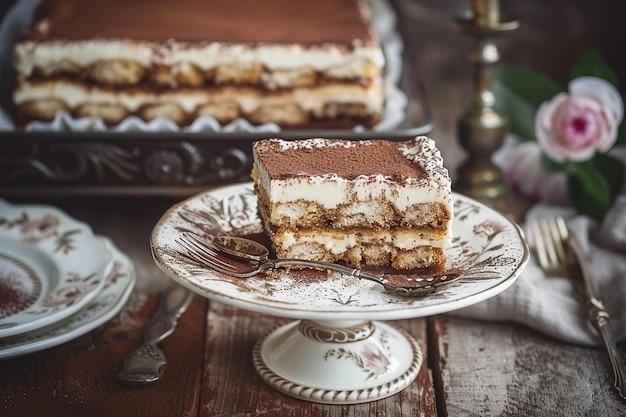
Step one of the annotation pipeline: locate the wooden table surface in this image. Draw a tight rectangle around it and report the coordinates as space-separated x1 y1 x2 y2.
1 197 624 417
2 0 626 416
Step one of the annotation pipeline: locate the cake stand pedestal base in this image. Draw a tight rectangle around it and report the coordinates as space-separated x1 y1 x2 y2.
253 319 422 404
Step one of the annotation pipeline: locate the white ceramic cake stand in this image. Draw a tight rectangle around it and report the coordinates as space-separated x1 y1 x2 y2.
150 182 529 404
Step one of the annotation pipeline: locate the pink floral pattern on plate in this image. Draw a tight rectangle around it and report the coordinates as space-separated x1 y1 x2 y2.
0 200 110 338
325 331 398 381
0 237 135 359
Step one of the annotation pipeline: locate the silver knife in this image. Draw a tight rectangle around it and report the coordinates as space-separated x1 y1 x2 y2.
117 285 193 385
568 231 626 400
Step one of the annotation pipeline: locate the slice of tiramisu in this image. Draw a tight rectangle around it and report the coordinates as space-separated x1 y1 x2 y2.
251 137 453 270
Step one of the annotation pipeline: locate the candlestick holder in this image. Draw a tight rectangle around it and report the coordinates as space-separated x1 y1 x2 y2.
453 0 524 216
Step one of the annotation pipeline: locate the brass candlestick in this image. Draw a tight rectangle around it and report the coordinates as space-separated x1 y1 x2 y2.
453 0 519 202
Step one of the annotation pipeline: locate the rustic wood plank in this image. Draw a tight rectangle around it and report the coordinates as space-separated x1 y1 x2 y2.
200 302 437 416
0 292 207 417
431 315 626 416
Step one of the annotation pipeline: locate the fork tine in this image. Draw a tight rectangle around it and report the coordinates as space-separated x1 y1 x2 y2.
549 217 570 267
175 234 268 279
530 220 551 271
540 218 561 269
554 217 569 242
182 232 213 248
178 244 240 275
529 216 574 278
182 233 234 266
179 233 218 256
176 235 237 272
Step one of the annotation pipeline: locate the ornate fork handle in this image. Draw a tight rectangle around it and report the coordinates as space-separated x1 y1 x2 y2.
266 259 384 283
588 299 626 399
264 258 453 292
117 286 192 385
569 232 626 400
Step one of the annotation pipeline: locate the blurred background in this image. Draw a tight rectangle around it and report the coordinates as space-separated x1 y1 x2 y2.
391 0 625 179
1 0 624 181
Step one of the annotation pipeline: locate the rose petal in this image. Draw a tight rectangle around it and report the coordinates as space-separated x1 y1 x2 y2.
570 76 623 123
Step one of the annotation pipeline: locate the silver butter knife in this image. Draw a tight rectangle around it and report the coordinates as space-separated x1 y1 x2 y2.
568 231 626 400
117 285 193 385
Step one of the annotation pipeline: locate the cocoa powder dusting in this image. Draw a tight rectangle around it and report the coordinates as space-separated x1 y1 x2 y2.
255 138 428 180
0 274 37 319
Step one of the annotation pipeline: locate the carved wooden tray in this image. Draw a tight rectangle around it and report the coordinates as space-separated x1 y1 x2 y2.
0 0 430 197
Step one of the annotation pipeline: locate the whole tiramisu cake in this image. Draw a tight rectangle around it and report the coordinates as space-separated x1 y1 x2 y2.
12 0 385 129
251 137 453 271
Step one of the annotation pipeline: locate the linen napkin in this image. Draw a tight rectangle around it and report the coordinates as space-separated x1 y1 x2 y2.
451 197 626 346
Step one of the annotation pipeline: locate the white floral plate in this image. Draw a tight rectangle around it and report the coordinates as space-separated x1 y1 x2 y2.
0 237 135 359
0 199 111 338
151 182 529 321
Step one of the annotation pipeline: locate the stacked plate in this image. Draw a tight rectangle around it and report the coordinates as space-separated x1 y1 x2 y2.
0 199 135 359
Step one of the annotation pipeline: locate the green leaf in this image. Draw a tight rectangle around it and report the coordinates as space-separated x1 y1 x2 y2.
595 153 625 197
541 153 570 173
569 48 620 88
567 157 623 220
568 170 609 221
493 66 561 142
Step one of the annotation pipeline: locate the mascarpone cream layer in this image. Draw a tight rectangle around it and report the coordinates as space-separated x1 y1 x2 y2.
262 176 451 212
14 40 385 78
253 138 453 212
277 228 450 254
14 80 384 114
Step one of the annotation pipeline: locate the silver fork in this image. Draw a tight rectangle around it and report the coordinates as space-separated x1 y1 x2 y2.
175 234 461 297
117 285 193 385
529 216 626 400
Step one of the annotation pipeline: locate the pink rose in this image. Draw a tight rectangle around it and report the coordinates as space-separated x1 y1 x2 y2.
535 76 623 162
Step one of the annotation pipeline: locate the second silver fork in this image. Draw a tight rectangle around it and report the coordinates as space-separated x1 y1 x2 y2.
529 216 626 401
117 285 193 385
